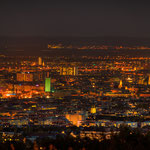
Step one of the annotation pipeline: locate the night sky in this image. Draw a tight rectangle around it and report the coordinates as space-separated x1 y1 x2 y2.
0 0 150 37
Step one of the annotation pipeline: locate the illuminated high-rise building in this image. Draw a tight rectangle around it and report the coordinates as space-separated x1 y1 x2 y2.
74 66 78 76
38 57 42 66
42 61 45 66
45 78 51 92
148 75 150 85
118 80 122 89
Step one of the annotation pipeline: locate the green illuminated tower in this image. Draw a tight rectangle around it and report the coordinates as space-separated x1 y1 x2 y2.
45 78 51 92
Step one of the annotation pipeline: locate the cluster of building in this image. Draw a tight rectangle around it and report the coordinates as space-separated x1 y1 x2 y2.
0 55 150 141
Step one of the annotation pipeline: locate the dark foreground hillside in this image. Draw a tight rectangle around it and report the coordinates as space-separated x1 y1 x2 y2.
0 126 150 150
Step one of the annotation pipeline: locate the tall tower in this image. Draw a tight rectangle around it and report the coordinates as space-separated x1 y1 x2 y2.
38 57 42 66
45 78 51 92
148 75 150 85
74 67 78 76
119 80 122 89
42 61 45 66
45 71 51 92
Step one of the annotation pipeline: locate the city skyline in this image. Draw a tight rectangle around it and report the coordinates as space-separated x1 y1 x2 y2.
0 1 150 149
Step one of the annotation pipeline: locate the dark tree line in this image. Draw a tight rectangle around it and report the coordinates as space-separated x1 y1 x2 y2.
1 125 150 150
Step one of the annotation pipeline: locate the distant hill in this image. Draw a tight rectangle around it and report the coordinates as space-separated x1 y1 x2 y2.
0 36 150 56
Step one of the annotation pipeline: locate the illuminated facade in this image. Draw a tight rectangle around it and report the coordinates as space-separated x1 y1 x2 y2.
17 73 33 82
138 76 144 84
60 67 78 76
148 75 150 85
118 80 122 89
66 114 83 127
45 78 51 92
91 106 96 114
38 57 42 66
